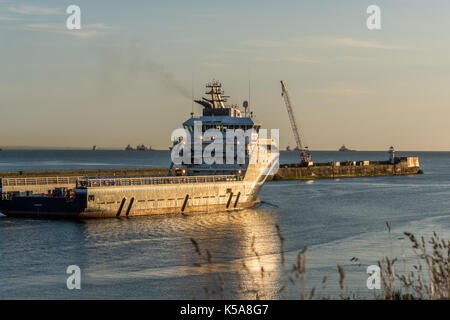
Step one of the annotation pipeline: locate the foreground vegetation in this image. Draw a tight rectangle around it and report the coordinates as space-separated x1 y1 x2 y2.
190 223 449 300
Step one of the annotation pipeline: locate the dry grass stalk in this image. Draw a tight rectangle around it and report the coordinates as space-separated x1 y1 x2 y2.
190 226 449 300
337 264 345 299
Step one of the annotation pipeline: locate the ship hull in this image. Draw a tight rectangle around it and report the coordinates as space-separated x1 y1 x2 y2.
0 180 262 219
0 196 86 219
0 200 259 219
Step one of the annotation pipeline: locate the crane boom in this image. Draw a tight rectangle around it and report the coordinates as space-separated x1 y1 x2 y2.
280 80 311 164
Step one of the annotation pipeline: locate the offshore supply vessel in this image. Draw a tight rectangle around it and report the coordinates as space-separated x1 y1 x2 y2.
0 81 278 218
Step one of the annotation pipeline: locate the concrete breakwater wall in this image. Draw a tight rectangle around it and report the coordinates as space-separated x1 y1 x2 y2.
0 158 421 182
270 160 422 181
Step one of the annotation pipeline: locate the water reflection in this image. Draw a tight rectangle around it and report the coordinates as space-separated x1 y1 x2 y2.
71 207 283 299
4 151 450 299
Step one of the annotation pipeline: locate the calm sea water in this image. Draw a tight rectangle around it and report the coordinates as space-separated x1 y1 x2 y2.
0 150 449 299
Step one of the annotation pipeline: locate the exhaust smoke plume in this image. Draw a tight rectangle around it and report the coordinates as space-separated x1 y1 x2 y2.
90 44 191 100
127 55 191 100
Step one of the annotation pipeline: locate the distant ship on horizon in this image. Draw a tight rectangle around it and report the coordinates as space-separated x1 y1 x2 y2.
285 146 301 152
339 144 356 152
125 144 154 151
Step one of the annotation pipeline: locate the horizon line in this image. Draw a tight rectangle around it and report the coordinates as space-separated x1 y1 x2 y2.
0 147 448 152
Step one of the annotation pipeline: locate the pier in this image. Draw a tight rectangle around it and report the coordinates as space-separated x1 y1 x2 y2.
270 157 422 181
0 156 422 193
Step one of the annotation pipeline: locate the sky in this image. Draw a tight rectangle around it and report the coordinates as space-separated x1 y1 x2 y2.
1 0 449 150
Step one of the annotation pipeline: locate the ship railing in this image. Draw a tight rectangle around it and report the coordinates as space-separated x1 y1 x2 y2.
1 176 80 187
77 175 241 188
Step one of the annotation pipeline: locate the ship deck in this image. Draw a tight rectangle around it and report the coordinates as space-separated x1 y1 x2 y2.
0 174 243 194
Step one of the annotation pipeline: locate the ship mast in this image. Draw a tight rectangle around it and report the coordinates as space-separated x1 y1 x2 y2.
194 80 229 109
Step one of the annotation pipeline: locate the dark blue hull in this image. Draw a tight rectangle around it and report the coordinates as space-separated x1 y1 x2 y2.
0 196 87 218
